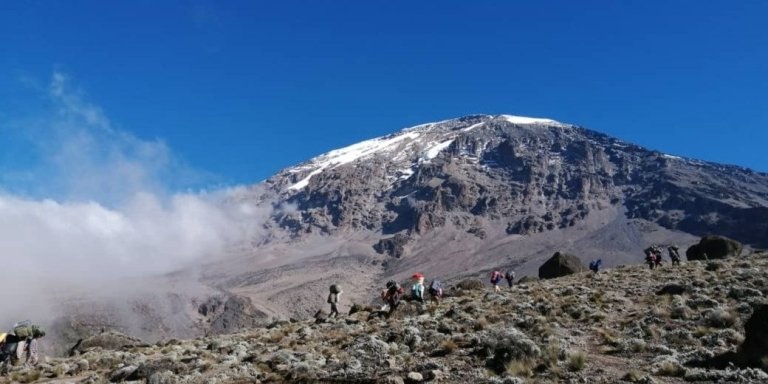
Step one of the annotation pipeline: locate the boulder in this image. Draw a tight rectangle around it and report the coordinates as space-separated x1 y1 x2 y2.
538 252 586 279
72 331 143 355
686 235 742 261
736 304 768 367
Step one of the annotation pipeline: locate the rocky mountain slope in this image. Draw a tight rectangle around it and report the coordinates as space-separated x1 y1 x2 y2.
11 251 768 383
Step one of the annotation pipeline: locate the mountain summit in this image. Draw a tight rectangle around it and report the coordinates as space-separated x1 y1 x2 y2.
258 114 767 250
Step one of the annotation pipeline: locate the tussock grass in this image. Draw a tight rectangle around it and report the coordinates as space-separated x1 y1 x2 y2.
439 339 458 354
656 360 685 377
567 351 587 371
622 370 643 382
505 358 535 377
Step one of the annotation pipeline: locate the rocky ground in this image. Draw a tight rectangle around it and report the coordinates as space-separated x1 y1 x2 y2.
5 252 768 383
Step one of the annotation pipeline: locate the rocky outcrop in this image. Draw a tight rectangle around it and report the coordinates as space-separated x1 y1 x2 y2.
196 295 270 335
686 235 743 261
374 233 411 258
538 252 586 279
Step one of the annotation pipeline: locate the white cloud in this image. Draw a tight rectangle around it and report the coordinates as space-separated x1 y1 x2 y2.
0 72 272 326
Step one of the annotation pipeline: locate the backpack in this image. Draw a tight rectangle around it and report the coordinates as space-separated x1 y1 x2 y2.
330 284 341 294
490 271 502 283
13 325 32 338
386 280 400 291
411 283 423 299
327 293 336 304
505 271 515 280
429 280 443 297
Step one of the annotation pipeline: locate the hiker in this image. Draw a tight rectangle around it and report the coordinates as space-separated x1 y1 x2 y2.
490 270 503 292
381 280 404 317
668 246 681 266
644 247 657 270
653 246 663 268
504 270 515 287
328 284 343 318
427 279 444 302
589 259 602 274
2 322 45 367
411 273 425 303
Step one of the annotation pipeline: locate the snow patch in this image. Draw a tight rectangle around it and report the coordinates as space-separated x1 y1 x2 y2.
425 139 455 160
663 154 682 160
462 122 485 132
499 114 564 126
288 131 420 190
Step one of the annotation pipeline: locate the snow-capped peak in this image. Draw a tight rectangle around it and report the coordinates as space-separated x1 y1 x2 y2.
285 114 568 190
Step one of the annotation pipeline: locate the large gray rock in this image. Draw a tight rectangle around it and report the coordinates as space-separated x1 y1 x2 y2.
686 235 742 261
538 252 586 279
73 331 143 355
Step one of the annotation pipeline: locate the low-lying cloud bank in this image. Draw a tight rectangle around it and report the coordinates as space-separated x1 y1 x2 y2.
0 72 270 329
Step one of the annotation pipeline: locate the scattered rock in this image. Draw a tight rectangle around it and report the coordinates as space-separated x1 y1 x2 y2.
406 371 423 383
538 252 586 279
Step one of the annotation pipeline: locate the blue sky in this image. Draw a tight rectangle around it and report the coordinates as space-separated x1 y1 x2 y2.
1 1 767 194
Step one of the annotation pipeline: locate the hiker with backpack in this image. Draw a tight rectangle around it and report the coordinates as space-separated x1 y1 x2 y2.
644 246 664 269
589 259 602 274
327 284 343 318
490 270 503 292
381 280 405 317
411 273 425 303
668 246 681 266
1 322 45 367
504 270 515 288
428 279 444 302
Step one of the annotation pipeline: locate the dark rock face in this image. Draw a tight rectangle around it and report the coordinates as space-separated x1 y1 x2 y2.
686 235 743 261
374 233 411 258
538 252 586 279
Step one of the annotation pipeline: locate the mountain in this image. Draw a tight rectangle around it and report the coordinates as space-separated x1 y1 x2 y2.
198 115 768 317
49 114 768 346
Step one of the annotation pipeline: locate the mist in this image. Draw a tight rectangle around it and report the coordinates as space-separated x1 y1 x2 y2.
0 72 271 335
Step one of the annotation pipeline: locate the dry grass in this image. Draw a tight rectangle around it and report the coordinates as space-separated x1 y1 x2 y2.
624 369 642 380
440 339 458 354
474 316 489 331
656 361 685 377
567 351 587 371
505 358 535 377
596 328 619 346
